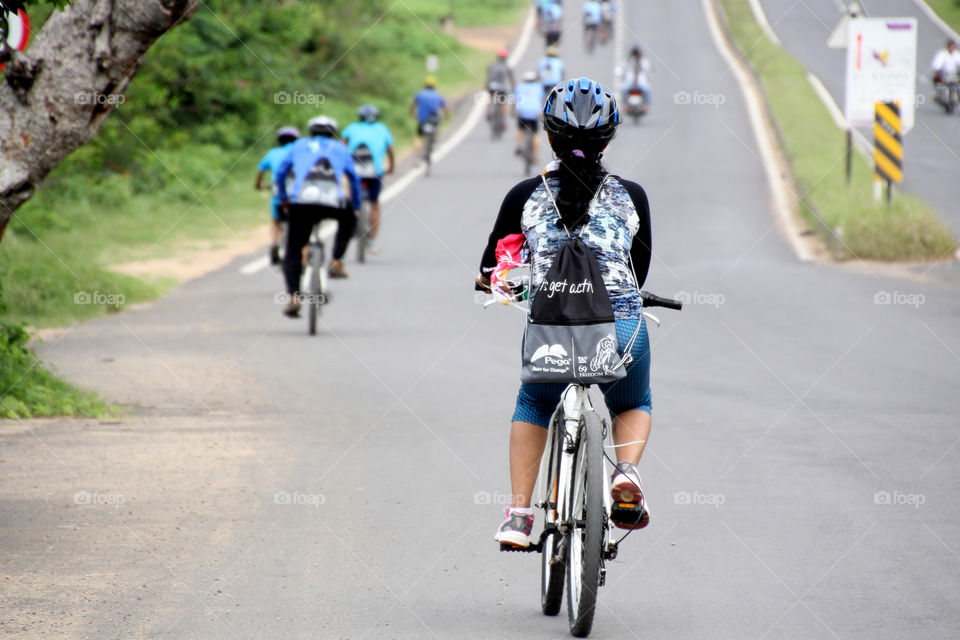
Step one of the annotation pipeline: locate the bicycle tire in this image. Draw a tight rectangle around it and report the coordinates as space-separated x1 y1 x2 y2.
566 412 604 637
541 418 565 615
424 133 434 176
356 201 368 263
307 244 322 335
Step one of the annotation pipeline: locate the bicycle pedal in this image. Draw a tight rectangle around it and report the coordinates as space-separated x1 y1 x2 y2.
499 542 541 553
610 503 644 525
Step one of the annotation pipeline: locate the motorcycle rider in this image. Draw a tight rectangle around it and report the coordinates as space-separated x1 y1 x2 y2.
618 45 651 109
930 39 960 110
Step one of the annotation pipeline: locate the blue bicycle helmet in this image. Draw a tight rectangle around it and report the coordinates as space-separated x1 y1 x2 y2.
357 104 380 122
543 77 619 143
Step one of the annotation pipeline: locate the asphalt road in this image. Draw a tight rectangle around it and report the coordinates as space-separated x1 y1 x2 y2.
2 2 959 639
758 0 960 237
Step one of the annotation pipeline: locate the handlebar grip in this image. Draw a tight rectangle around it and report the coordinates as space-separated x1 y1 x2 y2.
640 291 683 311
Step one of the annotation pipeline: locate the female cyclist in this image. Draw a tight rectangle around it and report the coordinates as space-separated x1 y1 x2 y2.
476 78 654 548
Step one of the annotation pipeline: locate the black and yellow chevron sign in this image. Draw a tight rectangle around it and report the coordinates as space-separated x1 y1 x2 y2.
873 102 903 184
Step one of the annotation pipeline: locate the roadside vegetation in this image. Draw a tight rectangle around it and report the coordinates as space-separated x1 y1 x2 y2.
0 0 525 417
718 0 957 261
925 1 960 33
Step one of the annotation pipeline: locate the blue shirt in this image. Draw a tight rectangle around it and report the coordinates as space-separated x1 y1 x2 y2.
258 143 295 175
275 136 362 211
542 3 562 22
414 88 446 124
515 82 545 121
258 143 296 202
582 1 602 24
341 121 394 176
538 56 565 87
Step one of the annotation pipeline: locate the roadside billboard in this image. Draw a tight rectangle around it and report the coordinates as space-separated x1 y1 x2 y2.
844 18 918 132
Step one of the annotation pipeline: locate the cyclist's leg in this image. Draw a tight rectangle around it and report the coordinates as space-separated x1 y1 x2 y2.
600 316 652 464
365 177 383 242
510 382 566 507
515 117 525 154
282 204 315 296
319 204 358 276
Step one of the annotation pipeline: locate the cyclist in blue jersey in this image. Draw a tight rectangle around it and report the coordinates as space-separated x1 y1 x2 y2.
513 71 545 164
255 126 300 264
537 46 565 97
410 76 450 144
275 116 361 317
540 2 563 46
342 104 395 255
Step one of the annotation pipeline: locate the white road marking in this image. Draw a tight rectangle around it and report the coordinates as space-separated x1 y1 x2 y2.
747 0 783 46
241 8 537 275
702 0 814 262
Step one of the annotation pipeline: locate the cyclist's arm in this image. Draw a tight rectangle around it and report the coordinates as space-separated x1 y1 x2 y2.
255 170 267 190
386 145 395 174
477 177 540 289
614 177 653 288
275 149 294 203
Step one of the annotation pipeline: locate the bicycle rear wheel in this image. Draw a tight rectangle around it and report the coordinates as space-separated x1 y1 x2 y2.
356 201 369 263
566 413 604 637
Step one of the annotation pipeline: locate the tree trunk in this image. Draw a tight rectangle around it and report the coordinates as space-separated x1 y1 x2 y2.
0 0 198 241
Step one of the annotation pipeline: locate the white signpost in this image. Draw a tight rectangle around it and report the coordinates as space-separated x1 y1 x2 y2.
843 17 918 132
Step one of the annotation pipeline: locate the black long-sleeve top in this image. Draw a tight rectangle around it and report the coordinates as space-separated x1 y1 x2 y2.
477 174 652 288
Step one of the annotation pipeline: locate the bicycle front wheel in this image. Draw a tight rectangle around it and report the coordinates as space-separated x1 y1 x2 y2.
566 413 604 637
307 245 322 335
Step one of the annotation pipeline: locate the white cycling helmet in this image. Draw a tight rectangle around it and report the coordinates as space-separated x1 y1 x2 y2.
307 115 338 136
522 70 539 83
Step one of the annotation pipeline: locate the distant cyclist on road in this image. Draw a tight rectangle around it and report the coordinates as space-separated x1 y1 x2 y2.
410 76 450 148
540 1 563 46
537 46 565 97
255 126 300 265
582 0 603 46
487 49 516 131
476 78 655 548
513 71 545 164
342 104 395 255
276 116 361 317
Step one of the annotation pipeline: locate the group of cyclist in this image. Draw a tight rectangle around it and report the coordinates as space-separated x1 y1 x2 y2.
256 80 449 318
487 0 651 170
535 0 615 49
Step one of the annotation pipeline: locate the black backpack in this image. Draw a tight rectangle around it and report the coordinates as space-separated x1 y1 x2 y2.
520 176 640 385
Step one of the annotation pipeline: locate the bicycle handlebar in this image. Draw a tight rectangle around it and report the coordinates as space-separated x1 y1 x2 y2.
640 290 683 311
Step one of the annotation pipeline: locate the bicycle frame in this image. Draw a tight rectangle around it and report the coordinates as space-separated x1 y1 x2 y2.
536 384 616 556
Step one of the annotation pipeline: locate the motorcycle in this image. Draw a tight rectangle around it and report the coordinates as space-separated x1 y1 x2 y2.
626 87 647 124
933 71 959 115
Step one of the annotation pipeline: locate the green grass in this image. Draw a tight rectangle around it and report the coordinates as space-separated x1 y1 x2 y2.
925 1 960 33
0 0 525 419
718 0 957 261
0 283 109 419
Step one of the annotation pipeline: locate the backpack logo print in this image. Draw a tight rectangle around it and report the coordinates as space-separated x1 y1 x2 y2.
531 344 568 362
589 335 618 374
